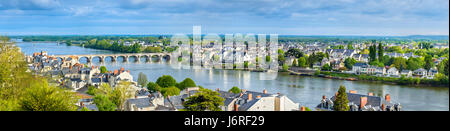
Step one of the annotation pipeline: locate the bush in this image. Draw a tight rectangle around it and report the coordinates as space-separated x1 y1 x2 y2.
177 78 196 90
228 86 241 94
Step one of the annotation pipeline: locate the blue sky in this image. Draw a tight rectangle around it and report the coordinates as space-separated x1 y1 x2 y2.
0 0 448 36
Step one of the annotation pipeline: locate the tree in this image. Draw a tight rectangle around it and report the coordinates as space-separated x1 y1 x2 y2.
278 49 285 64
424 55 434 70
285 48 304 58
100 66 108 73
110 81 135 111
146 82 159 93
298 57 306 67
20 80 79 111
93 94 117 111
361 49 370 54
438 57 449 76
162 86 180 97
347 43 354 50
378 43 384 62
156 75 177 88
86 85 98 96
282 64 289 71
183 88 225 111
321 63 332 71
65 40 72 46
392 57 407 71
407 57 421 71
333 85 349 111
137 72 148 88
177 78 197 90
292 59 298 67
369 45 377 62
229 86 241 94
344 58 357 70
265 55 271 62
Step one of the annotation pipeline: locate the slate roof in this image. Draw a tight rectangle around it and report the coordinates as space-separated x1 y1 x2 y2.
127 97 153 108
331 93 382 107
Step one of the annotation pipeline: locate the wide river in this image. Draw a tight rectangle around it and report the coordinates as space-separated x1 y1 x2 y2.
17 42 449 111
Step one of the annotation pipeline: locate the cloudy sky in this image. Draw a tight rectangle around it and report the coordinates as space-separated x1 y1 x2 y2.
0 0 448 35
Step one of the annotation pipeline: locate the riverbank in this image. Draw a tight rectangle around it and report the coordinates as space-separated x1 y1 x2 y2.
289 70 449 87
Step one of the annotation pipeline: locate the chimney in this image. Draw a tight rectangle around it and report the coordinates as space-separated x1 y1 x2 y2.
216 88 220 91
127 70 130 73
335 92 338 96
248 93 253 101
368 92 374 96
256 95 261 99
381 103 385 111
263 89 267 94
80 102 84 107
385 94 391 103
234 103 239 111
322 95 326 100
349 90 357 94
300 106 306 111
360 97 367 109
135 95 137 99
239 93 243 97
91 65 95 69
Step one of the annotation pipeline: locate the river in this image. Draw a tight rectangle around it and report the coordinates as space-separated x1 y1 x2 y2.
17 42 449 111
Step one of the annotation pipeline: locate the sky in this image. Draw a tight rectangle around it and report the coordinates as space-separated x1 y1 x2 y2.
0 0 449 36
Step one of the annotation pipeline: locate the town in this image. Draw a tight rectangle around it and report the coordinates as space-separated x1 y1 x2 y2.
15 33 449 111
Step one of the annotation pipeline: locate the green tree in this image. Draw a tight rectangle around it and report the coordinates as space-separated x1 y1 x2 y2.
378 43 384 62
162 86 180 97
292 59 298 67
392 57 407 71
137 72 148 88
86 85 98 96
183 88 225 111
146 82 159 93
333 85 349 111
156 75 177 88
177 78 197 90
65 40 72 46
110 81 135 111
20 80 79 111
406 57 421 71
438 57 449 76
369 45 377 62
266 55 271 62
93 94 117 111
298 57 306 67
228 86 241 94
100 66 108 73
321 63 332 71
344 58 357 70
285 48 304 58
424 55 434 70
282 64 289 71
347 43 354 50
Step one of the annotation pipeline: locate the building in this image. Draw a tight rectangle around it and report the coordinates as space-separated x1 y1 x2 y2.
316 90 401 111
400 70 412 77
413 68 427 78
387 67 399 77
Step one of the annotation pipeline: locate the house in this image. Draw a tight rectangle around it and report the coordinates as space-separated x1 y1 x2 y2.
316 90 401 111
413 68 427 77
428 69 438 78
375 67 386 76
352 63 376 75
124 91 173 111
219 89 299 111
387 67 399 77
400 70 412 77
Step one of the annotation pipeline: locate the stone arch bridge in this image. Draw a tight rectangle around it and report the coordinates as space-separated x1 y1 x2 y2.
51 53 173 63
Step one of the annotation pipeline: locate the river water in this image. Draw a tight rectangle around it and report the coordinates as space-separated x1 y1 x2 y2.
17 42 449 111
